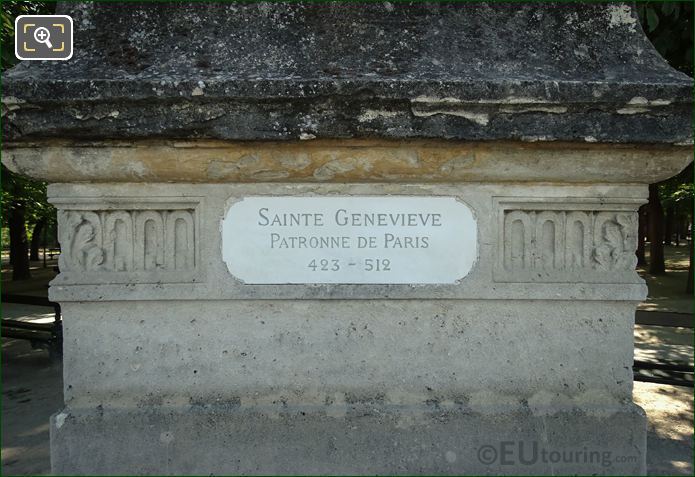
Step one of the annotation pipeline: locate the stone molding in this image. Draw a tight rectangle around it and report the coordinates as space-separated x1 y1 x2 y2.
3 140 692 184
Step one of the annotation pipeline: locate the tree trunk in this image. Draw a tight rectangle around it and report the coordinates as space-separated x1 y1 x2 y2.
675 216 680 246
636 205 647 266
664 207 675 245
30 219 46 261
687 214 693 294
9 202 32 280
647 184 666 275
680 215 689 244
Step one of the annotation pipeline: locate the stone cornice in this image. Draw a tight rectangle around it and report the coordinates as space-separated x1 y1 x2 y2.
3 139 691 184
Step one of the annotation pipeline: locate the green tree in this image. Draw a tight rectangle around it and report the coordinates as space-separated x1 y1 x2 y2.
637 2 693 76
637 2 694 291
2 1 54 279
660 164 695 293
1 1 52 69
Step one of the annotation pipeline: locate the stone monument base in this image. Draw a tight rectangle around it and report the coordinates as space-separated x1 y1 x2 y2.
50 299 645 475
4 2 691 475
51 404 645 475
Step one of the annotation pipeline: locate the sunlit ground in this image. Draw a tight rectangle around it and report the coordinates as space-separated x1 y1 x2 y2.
635 325 694 365
634 381 694 475
638 244 693 314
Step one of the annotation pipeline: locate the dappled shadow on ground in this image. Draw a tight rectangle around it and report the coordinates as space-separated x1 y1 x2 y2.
1 338 62 476
636 325 694 348
634 323 693 401
635 325 694 366
638 244 693 314
634 381 694 476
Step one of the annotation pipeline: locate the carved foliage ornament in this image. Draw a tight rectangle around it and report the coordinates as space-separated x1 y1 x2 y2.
57 207 197 282
497 199 641 283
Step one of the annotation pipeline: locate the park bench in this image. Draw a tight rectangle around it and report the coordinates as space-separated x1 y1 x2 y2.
1 293 62 359
633 310 693 388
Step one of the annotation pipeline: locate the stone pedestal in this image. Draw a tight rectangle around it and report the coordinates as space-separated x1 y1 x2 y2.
3 2 692 475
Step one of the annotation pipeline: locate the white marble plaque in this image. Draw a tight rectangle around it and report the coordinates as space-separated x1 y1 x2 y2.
221 196 477 284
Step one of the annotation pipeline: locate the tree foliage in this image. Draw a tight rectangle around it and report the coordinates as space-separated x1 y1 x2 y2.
2 1 56 270
637 3 694 216
660 164 694 213
2 1 54 218
1 164 54 226
637 1 693 76
1 1 53 71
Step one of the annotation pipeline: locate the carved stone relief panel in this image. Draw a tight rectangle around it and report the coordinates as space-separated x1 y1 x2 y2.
494 198 643 283
52 198 201 284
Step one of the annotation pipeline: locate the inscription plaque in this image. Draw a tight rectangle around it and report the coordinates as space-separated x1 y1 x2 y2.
222 196 477 284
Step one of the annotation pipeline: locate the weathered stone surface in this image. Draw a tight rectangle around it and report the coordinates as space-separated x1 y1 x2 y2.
3 140 692 183
53 298 644 474
2 2 692 144
59 300 636 407
51 405 646 475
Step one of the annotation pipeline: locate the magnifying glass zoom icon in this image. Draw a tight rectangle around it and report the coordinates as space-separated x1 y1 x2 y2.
33 27 53 49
